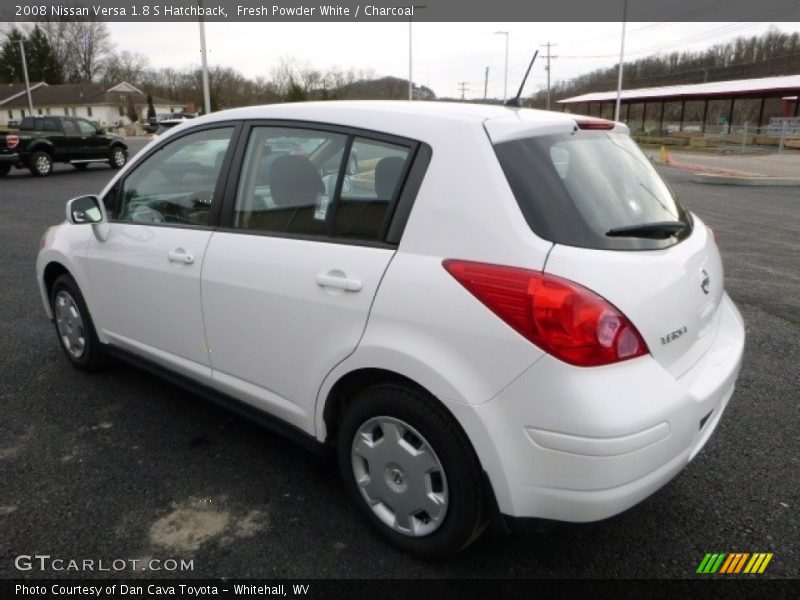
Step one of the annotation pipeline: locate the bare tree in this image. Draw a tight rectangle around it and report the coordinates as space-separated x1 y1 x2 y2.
135 58 431 110
102 51 149 86
64 21 114 82
270 56 301 97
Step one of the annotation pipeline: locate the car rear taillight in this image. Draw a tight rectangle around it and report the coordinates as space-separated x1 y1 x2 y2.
443 260 649 367
575 119 615 130
6 135 19 149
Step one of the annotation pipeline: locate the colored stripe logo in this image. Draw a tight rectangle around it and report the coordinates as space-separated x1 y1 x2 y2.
697 552 773 574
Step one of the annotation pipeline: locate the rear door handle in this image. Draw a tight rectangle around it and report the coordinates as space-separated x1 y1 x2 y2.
316 273 362 292
167 248 195 264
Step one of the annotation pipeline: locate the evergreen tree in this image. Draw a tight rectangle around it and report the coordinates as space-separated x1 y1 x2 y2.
126 95 138 123
0 27 64 84
26 25 63 84
285 78 307 102
0 28 25 83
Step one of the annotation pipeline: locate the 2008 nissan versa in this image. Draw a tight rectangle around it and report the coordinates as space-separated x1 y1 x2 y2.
37 101 745 557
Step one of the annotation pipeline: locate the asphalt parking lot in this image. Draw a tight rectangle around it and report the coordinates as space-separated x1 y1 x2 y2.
0 142 798 579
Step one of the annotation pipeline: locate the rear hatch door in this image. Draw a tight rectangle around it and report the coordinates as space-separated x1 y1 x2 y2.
545 227 724 377
488 119 724 377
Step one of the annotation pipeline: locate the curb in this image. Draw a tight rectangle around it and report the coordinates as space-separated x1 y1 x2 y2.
652 148 800 186
689 173 800 187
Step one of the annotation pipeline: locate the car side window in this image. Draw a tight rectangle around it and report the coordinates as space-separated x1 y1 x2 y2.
234 127 347 236
42 117 60 132
335 138 410 241
115 127 234 228
62 119 78 135
76 119 96 136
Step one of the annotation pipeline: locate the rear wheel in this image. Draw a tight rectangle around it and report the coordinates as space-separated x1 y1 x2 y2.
50 274 106 371
338 383 488 558
109 146 127 169
29 151 53 177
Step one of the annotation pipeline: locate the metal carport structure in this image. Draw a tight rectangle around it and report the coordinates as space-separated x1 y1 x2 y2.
558 74 800 132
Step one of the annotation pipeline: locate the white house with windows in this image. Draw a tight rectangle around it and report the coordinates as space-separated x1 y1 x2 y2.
0 81 183 127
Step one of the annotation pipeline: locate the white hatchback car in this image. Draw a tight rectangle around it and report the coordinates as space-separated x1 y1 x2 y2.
37 101 745 557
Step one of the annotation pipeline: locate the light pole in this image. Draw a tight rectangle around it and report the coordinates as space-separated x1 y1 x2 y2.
408 18 413 101
495 31 509 103
18 40 34 115
614 0 628 122
198 2 212 115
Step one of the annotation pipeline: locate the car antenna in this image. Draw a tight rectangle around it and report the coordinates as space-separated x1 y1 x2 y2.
505 50 539 108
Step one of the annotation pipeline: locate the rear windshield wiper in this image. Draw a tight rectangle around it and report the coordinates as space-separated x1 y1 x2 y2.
606 221 687 239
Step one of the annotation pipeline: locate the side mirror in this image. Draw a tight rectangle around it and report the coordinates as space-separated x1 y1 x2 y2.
67 195 104 225
96 128 105 135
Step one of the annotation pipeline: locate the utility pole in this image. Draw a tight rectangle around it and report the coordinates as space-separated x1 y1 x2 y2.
18 40 34 114
540 42 558 111
457 82 469 101
483 67 489 101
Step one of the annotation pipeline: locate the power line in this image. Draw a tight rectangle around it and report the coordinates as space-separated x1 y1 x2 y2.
559 5 800 60
457 81 469 100
555 0 748 45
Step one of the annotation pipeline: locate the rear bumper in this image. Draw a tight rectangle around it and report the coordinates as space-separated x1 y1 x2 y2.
473 292 745 521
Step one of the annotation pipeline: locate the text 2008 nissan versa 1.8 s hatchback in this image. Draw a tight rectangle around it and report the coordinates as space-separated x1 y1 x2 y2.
37 101 745 557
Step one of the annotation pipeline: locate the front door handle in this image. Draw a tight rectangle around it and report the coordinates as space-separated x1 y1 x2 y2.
167 248 195 264
316 272 362 292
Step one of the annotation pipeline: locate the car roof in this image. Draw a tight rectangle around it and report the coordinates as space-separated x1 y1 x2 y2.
159 101 626 147
207 101 514 123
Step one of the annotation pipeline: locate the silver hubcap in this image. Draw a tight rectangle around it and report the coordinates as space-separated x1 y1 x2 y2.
351 416 448 537
54 291 86 359
112 150 125 166
36 155 51 174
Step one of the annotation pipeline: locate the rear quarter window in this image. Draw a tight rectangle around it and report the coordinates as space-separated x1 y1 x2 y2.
494 131 692 250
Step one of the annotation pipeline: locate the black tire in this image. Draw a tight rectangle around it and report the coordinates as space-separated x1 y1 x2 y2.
29 150 53 177
50 274 106 371
337 383 488 558
108 146 127 169
0 163 11 177
73 163 89 171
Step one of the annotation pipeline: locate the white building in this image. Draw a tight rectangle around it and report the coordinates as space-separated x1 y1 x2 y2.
0 81 183 127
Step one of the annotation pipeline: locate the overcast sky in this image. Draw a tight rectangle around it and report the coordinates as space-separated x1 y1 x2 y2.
108 21 800 99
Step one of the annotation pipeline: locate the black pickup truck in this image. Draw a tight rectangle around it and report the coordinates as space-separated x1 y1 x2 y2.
0 115 128 177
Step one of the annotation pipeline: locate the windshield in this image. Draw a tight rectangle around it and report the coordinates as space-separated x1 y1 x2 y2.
493 130 692 250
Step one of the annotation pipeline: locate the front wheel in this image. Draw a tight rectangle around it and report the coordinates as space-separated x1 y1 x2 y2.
109 146 127 169
338 383 488 558
29 151 53 177
50 274 106 370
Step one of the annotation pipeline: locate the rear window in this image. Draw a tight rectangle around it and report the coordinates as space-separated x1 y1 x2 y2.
494 131 692 250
